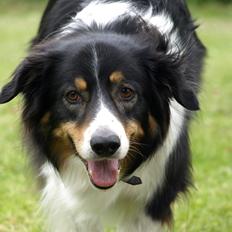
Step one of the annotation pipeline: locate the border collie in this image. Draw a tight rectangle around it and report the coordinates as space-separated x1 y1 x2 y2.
0 0 206 231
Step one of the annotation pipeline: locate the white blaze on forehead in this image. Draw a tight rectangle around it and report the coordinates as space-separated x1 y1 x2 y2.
80 102 129 160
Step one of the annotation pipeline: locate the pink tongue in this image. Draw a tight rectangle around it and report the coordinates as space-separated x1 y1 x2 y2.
87 160 119 188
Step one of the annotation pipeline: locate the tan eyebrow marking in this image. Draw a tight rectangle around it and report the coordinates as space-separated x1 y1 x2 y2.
109 71 124 84
75 77 88 91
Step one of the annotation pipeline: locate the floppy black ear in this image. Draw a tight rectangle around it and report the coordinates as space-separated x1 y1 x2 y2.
172 83 199 111
154 54 200 111
0 60 31 103
0 49 50 104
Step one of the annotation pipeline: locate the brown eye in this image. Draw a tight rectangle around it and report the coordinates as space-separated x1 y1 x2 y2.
119 86 135 101
65 90 81 104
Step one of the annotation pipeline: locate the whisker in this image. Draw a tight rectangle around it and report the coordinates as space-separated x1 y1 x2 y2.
130 140 148 147
129 146 145 159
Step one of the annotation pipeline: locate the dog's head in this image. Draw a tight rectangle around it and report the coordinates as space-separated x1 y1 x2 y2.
0 23 199 189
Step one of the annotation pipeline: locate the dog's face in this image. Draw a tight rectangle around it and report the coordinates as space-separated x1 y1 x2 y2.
0 32 199 189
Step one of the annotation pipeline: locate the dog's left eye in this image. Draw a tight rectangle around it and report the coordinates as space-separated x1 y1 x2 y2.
65 90 82 104
119 86 135 101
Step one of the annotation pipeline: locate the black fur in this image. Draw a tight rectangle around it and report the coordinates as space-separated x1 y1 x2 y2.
0 0 206 228
146 127 193 222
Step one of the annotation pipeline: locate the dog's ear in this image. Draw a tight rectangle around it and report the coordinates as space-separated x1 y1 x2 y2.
171 80 199 111
0 59 31 103
151 53 200 111
0 49 50 104
137 29 199 111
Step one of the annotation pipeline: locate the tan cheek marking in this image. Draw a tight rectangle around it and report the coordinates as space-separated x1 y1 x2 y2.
120 121 144 176
121 117 157 176
61 122 85 151
53 127 67 138
40 112 51 125
148 114 157 136
51 122 84 169
109 71 124 84
75 77 87 91
50 135 74 169
125 120 144 140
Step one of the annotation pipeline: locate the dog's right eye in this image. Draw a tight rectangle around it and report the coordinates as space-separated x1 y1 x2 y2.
65 90 82 104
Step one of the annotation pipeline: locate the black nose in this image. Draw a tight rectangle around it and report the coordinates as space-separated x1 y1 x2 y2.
90 132 120 157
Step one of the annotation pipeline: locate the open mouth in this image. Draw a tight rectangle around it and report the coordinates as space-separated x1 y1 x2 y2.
76 154 142 189
76 154 142 188
68 137 120 189
86 159 120 189
69 138 142 188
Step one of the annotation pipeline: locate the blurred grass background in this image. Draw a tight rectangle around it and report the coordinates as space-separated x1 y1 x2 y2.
0 0 232 231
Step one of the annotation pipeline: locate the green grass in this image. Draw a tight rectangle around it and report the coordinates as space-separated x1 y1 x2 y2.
0 2 231 232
